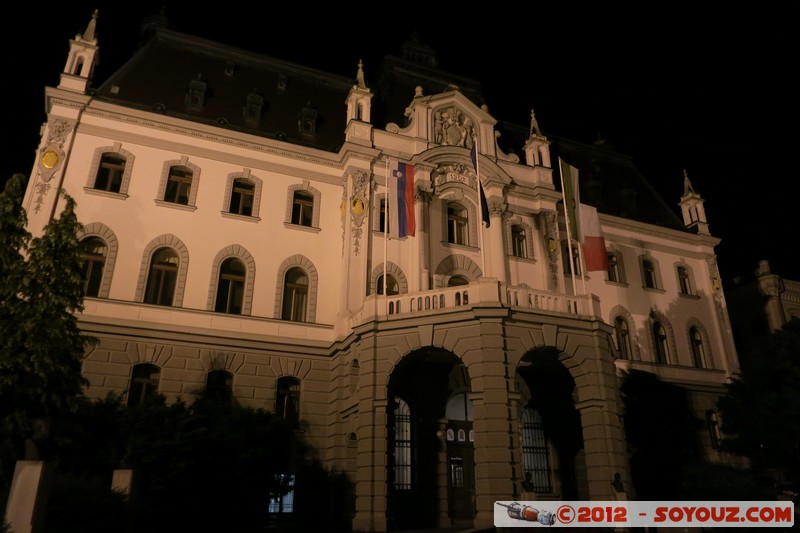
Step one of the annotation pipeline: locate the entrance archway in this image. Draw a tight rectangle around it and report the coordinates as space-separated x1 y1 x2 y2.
386 347 473 530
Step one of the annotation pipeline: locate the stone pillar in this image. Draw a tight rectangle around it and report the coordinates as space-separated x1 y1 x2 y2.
415 187 433 290
4 461 52 533
575 399 629 500
487 208 507 283
465 320 516 531
352 339 388 532
436 418 450 528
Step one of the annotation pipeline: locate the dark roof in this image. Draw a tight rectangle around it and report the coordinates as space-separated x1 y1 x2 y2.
93 21 687 232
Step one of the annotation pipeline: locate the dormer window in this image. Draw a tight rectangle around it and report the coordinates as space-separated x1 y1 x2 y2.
185 75 207 111
243 92 263 125
298 103 317 136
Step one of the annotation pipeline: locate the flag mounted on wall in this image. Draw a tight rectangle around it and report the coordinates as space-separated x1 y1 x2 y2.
470 143 490 228
387 160 416 238
559 158 580 242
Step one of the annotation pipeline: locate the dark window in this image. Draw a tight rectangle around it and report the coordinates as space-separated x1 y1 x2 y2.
377 274 399 295
281 268 308 321
94 153 125 193
643 259 657 289
678 266 692 294
607 253 620 282
690 327 706 367
393 397 412 490
653 321 670 364
206 370 233 401
291 191 314 226
229 179 254 216
379 198 387 233
511 225 527 258
614 316 631 359
144 248 178 306
520 407 552 493
215 258 246 314
447 203 468 245
80 237 107 297
275 376 300 429
128 363 160 407
164 166 193 205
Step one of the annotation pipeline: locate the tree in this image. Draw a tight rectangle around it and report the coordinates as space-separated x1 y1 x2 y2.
717 318 800 486
0 174 93 496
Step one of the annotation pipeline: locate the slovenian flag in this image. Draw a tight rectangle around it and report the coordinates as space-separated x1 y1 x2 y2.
388 161 415 238
579 203 609 271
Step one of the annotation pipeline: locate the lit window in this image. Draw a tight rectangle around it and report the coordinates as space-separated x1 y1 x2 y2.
653 321 670 364
281 268 308 322
144 248 178 306
80 237 107 297
94 153 125 193
268 473 295 513
678 266 692 295
447 203 468 245
128 363 160 407
393 397 412 490
520 408 552 493
291 191 314 227
511 225 527 258
229 179 255 216
164 166 193 205
614 317 631 360
690 327 706 368
275 377 300 429
215 258 246 314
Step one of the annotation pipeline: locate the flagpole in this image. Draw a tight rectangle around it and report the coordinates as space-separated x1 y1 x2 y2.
558 158 578 296
384 157 389 316
474 137 486 277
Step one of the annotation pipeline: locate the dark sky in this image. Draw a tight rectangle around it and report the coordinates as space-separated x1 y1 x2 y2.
5 3 797 284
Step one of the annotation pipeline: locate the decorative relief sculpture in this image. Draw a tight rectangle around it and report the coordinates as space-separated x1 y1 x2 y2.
433 106 474 148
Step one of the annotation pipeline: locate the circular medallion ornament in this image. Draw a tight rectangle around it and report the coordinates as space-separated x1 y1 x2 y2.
41 150 60 169
351 197 365 216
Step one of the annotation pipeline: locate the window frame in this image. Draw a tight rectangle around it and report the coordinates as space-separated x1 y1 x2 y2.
128 363 160 407
80 236 107 298
446 202 469 246
520 407 553 493
274 255 318 322
275 376 301 429
85 145 134 198
284 182 321 231
214 257 246 314
136 235 190 307
614 316 632 360
155 158 200 210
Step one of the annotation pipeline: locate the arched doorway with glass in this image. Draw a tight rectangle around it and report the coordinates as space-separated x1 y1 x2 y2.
386 347 473 530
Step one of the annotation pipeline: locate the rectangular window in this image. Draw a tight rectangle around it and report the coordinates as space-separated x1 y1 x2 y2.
94 154 125 193
164 167 192 205
512 226 527 258
291 192 313 226
268 473 295 513
643 259 657 288
230 180 254 216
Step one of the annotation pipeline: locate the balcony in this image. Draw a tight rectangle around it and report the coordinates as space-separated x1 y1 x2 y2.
348 279 599 330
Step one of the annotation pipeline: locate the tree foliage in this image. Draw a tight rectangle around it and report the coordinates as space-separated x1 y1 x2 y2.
0 174 94 499
718 318 800 485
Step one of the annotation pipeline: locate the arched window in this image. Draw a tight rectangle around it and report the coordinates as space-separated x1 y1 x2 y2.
614 316 631 359
215 258 246 314
393 397 412 490
93 153 126 193
275 376 300 429
229 179 255 216
447 202 468 245
377 274 399 295
690 327 706 368
511 225 527 258
281 268 308 321
653 321 670 364
448 275 469 287
80 237 107 297
144 248 179 306
206 370 233 401
520 407 552 493
128 363 160 407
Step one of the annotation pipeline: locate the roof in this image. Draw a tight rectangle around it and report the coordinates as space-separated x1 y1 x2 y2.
91 19 687 232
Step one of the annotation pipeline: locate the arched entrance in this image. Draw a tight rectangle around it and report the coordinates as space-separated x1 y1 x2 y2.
516 347 585 500
386 347 473 530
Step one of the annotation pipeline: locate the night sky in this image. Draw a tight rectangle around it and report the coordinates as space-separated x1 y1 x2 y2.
5 3 796 284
